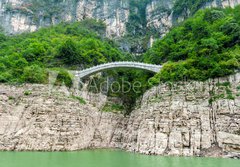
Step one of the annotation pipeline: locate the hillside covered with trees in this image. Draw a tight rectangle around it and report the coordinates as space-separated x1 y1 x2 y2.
0 19 125 84
146 6 240 85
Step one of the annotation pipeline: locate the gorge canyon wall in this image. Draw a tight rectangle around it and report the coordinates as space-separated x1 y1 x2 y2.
1 0 240 37
0 73 239 158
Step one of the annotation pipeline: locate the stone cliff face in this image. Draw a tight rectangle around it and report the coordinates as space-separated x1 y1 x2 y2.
122 73 240 157
1 0 240 37
0 73 239 158
0 0 130 37
0 84 126 151
174 0 240 22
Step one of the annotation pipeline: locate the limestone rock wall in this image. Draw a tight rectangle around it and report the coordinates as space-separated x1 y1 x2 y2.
0 73 239 158
146 0 174 36
0 84 126 151
0 0 129 37
1 0 240 37
122 73 240 157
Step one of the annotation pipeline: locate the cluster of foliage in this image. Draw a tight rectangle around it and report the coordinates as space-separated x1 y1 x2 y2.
102 103 124 113
123 0 157 54
0 19 124 84
145 6 240 85
26 0 66 15
126 0 151 36
86 68 153 115
173 0 213 16
108 69 153 115
70 95 86 104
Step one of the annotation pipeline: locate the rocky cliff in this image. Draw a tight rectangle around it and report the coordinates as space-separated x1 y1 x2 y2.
1 0 240 37
122 73 240 157
0 73 239 158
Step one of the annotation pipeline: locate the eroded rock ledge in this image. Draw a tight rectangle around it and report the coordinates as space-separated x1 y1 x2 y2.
0 73 239 158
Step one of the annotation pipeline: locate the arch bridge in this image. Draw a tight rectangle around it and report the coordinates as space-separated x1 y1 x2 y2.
75 62 162 78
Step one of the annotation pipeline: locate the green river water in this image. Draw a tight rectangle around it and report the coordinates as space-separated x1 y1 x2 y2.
0 150 239 167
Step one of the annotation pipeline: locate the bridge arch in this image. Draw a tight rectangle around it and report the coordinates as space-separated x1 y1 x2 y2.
75 62 162 78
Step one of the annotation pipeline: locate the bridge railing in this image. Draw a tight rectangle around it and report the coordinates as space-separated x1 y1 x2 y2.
75 61 162 77
80 62 161 70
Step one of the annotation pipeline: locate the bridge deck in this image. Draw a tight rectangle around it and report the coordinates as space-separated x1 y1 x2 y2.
74 62 162 78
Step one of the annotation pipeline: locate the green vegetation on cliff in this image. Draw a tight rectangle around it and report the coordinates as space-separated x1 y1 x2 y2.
145 6 240 85
0 19 124 83
1 6 240 114
173 0 213 16
0 19 150 114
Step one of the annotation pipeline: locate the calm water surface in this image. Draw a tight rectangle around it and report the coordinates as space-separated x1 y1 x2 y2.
0 150 239 167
